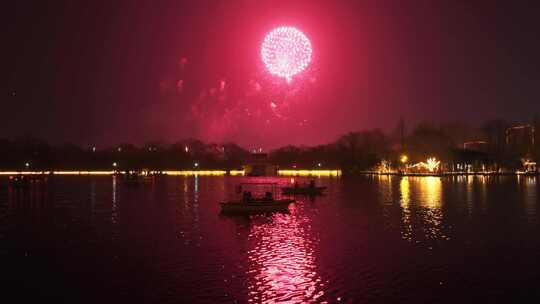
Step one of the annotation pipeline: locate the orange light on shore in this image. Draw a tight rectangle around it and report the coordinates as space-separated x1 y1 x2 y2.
278 170 341 177
400 155 408 163
54 171 115 175
0 170 229 176
164 170 226 176
0 169 342 177
229 170 245 176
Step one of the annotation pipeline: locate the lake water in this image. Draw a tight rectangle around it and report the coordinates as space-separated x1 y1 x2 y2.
1 175 539 303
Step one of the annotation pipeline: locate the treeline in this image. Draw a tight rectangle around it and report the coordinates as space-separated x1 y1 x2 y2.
1 118 538 173
0 138 250 171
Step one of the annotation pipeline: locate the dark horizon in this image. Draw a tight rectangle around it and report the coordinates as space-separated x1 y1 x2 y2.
4 0 540 149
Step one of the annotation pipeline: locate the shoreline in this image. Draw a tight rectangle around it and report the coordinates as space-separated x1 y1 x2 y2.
358 171 539 177
0 170 537 177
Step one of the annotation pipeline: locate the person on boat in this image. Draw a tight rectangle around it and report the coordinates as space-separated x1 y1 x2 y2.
242 191 251 203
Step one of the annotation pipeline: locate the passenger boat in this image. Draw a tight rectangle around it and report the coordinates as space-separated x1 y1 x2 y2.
122 170 142 186
281 186 326 195
281 180 326 195
9 175 30 188
220 183 294 213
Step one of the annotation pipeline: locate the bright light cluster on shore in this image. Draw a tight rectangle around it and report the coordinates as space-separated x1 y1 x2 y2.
410 157 441 172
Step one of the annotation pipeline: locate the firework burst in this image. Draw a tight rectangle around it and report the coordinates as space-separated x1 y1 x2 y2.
261 27 312 82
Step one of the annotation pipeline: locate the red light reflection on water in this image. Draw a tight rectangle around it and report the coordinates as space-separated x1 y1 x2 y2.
247 207 324 303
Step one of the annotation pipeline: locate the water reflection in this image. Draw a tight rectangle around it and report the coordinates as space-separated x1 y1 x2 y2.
399 177 412 241
420 176 442 208
520 176 537 224
397 176 448 243
418 177 445 241
179 176 201 246
247 208 324 303
376 174 393 203
111 176 118 226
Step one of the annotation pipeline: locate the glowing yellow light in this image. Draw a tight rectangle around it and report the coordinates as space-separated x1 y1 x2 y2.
278 169 341 177
0 169 342 177
54 171 115 175
400 155 408 163
163 170 226 176
229 170 245 176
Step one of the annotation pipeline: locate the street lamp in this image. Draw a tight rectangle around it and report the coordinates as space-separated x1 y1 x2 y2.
400 155 408 164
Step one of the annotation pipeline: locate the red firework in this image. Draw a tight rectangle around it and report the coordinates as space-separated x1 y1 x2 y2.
261 27 312 81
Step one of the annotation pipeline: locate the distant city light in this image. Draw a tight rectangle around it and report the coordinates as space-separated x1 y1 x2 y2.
112 162 118 167
317 163 322 167
117 147 122 152
92 146 96 152
194 162 199 168
25 162 30 168
185 146 189 153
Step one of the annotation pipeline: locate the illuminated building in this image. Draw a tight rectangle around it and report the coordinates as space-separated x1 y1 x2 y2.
506 124 535 157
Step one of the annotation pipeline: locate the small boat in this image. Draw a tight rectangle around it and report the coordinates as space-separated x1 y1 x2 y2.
9 175 30 188
282 180 326 195
122 171 142 186
220 183 294 214
220 199 294 213
281 186 326 195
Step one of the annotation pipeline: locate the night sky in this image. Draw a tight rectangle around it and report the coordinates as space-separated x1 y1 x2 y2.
4 0 540 149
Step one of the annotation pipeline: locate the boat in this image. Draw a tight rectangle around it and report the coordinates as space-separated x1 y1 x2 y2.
9 175 30 188
281 186 326 195
122 170 142 186
220 199 293 213
281 180 326 195
220 183 294 213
